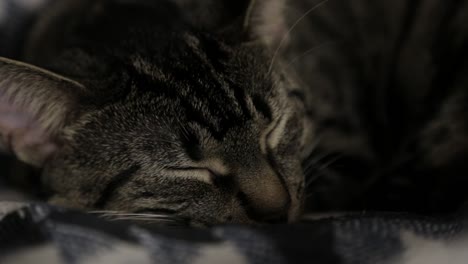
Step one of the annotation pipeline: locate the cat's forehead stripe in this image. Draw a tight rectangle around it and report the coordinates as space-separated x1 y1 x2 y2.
129 38 270 140
131 55 167 81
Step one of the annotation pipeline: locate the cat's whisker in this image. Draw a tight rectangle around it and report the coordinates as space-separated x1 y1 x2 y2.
317 153 343 171
268 0 331 73
305 170 323 186
306 136 323 156
98 213 183 225
243 0 257 29
304 153 342 187
154 137 177 145
96 212 176 218
306 192 317 198
107 216 176 222
99 213 174 218
175 117 192 141
305 169 335 194
303 157 321 174
303 150 332 174
88 210 122 214
305 166 335 188
305 151 342 174
109 217 175 221
286 41 337 67
302 151 325 170
89 211 181 222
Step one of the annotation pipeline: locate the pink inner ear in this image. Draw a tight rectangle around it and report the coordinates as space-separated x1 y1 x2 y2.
0 102 57 167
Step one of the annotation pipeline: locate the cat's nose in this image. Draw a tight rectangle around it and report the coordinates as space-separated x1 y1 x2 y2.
238 170 291 223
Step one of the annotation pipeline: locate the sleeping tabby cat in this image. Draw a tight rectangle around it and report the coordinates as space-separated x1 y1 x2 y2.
1 0 468 226
0 0 312 226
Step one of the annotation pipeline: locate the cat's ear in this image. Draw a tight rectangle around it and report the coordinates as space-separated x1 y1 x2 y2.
240 0 288 49
177 0 288 49
0 57 86 167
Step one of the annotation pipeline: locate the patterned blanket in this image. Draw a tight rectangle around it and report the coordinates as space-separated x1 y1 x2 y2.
0 202 467 264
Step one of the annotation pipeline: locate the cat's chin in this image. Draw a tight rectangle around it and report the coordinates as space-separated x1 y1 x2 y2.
187 201 306 227
47 195 87 209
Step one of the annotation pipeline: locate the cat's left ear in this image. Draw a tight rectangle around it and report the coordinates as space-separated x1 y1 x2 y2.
177 0 288 49
239 0 289 49
0 57 87 167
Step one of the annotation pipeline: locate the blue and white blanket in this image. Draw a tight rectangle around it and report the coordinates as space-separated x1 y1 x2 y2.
0 202 467 264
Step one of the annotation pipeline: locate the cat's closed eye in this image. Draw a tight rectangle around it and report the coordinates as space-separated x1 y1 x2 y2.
165 166 225 184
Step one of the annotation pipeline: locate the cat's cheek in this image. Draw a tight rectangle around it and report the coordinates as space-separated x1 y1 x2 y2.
280 159 306 222
288 203 304 223
288 183 306 223
183 192 253 226
42 166 96 211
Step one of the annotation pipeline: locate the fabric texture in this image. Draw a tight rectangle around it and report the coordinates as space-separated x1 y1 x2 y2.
0 202 467 264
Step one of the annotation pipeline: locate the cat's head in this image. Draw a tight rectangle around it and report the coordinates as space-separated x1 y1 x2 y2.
0 0 311 226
